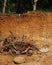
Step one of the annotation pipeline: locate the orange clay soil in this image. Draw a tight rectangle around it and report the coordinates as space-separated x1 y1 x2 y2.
0 12 52 65
0 12 52 48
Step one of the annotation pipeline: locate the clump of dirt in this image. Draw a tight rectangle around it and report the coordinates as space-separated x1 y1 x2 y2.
0 31 39 56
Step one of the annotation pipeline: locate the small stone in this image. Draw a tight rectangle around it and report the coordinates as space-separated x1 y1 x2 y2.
39 47 49 52
27 50 34 56
13 56 25 64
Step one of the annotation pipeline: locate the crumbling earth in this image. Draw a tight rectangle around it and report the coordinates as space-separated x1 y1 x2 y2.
0 33 52 65
0 12 52 65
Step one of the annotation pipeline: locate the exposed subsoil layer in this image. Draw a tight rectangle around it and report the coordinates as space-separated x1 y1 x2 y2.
0 12 52 65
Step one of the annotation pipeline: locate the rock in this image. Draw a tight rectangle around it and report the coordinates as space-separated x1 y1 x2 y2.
13 56 25 64
39 47 49 52
27 50 34 56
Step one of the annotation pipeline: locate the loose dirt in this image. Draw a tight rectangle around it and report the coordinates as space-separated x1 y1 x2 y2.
0 12 52 65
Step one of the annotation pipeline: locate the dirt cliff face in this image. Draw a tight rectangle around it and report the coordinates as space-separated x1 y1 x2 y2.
0 12 52 48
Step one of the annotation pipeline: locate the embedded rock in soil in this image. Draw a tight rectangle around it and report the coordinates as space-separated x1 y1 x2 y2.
13 56 25 64
39 47 49 53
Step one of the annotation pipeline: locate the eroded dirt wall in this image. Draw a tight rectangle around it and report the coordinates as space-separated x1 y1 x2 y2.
0 12 52 48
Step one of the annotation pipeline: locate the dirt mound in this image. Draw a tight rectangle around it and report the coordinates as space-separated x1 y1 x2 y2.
0 12 52 65
0 12 52 48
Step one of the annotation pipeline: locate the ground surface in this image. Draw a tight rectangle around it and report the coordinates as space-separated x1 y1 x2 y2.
0 12 52 65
